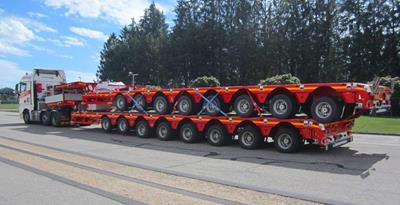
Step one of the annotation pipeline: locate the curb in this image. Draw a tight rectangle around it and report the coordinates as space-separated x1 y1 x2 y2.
353 132 400 137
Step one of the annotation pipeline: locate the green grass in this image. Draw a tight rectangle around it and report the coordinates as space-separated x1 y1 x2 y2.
354 116 400 135
0 103 18 110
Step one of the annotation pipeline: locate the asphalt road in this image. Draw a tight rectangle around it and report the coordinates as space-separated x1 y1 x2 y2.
0 111 399 205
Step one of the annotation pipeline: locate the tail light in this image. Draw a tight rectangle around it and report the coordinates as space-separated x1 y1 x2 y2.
37 83 43 93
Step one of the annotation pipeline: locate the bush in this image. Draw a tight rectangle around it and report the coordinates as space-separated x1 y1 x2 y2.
189 76 221 87
378 76 400 116
259 74 301 85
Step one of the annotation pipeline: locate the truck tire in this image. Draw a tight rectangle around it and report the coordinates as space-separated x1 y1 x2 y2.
135 120 152 138
153 95 172 115
234 95 255 117
41 111 51 126
273 127 303 153
113 95 127 111
156 121 174 141
101 117 112 132
51 111 62 127
269 94 298 119
177 95 196 115
206 124 230 146
238 126 263 149
117 117 130 134
180 123 199 143
23 110 31 124
133 94 147 112
311 96 343 123
203 96 223 116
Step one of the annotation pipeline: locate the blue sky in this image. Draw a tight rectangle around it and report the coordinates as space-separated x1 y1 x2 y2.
0 0 176 88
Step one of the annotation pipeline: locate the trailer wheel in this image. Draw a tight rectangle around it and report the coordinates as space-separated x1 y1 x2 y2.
206 124 230 146
273 127 303 153
135 120 152 138
180 123 199 143
269 94 298 119
114 95 127 111
203 96 223 116
311 96 342 123
117 117 130 134
41 111 51 126
101 117 112 132
234 95 255 117
23 110 31 124
238 126 263 149
133 94 147 112
154 95 172 114
156 121 173 141
177 95 196 115
51 111 62 127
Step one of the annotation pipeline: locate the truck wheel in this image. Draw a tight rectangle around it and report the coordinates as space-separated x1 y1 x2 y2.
180 123 199 143
154 95 172 114
41 111 51 126
203 96 223 116
51 111 62 127
206 124 230 146
117 117 130 134
234 95 255 117
177 95 196 115
133 94 147 112
23 110 31 124
113 95 127 111
101 117 112 132
156 121 173 141
238 126 263 149
311 96 342 123
269 94 298 119
135 120 152 138
273 127 303 153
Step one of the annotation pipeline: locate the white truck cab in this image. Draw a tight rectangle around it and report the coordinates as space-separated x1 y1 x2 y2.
16 69 66 123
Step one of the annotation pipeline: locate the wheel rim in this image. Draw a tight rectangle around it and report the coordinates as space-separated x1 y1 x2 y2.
102 119 109 130
24 113 29 122
155 98 166 112
237 98 250 114
273 99 288 115
182 127 193 140
179 99 190 113
209 129 221 143
119 120 127 132
42 114 48 122
137 124 146 136
117 97 125 108
315 102 332 119
241 131 255 146
134 95 145 108
158 125 168 138
277 133 292 150
205 99 219 114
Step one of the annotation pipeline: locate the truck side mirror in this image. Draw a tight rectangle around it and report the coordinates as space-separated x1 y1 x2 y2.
15 84 19 94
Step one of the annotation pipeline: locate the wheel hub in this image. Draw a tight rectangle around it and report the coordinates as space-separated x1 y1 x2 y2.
242 131 255 146
210 130 221 142
138 124 146 135
180 100 189 112
316 102 332 119
278 134 292 149
159 126 167 137
183 128 192 139
238 99 250 113
273 99 288 114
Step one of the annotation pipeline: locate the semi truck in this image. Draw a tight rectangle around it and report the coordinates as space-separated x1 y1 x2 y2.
15 68 384 153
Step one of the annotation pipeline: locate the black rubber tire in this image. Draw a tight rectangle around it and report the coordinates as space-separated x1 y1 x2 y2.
41 111 51 126
23 110 30 124
135 120 152 138
51 111 62 127
206 124 230 146
203 96 223 116
269 94 298 119
133 94 147 112
113 94 127 111
117 117 130 134
238 126 263 149
101 117 112 132
311 96 343 123
156 121 174 141
180 123 199 143
273 127 303 153
177 95 197 115
234 95 255 117
153 95 172 115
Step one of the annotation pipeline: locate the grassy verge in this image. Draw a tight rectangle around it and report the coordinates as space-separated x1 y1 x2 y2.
0 103 18 111
354 116 400 135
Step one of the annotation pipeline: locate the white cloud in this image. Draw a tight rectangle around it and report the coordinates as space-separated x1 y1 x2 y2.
43 0 170 25
52 36 85 47
70 27 108 41
28 12 48 18
67 70 97 82
0 59 29 88
0 43 31 56
17 17 57 33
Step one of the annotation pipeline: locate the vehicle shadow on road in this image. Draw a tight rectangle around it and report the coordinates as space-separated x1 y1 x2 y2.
13 123 388 178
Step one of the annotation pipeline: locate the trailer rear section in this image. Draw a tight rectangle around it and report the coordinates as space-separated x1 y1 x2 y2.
71 112 353 153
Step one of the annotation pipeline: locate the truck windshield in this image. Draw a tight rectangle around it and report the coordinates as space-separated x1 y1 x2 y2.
19 83 27 92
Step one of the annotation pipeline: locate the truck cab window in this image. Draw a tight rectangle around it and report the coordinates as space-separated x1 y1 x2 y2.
19 83 27 93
